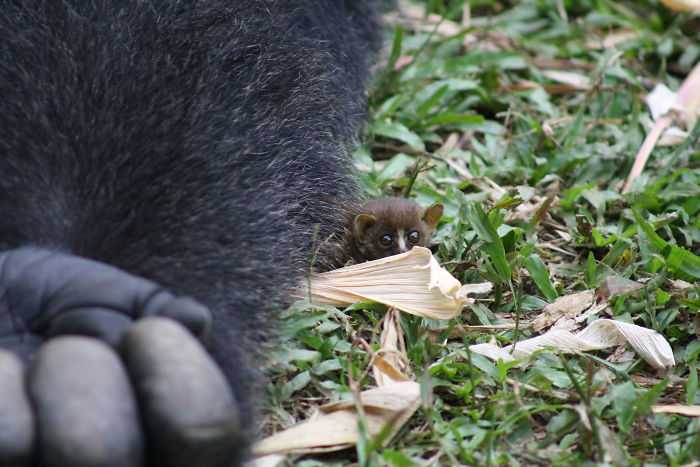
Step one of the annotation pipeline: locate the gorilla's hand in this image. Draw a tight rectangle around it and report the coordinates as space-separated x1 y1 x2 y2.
0 248 243 467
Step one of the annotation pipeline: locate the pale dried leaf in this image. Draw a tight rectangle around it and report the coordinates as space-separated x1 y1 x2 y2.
596 276 644 301
373 308 410 386
659 0 700 12
302 247 466 320
574 302 608 324
675 61 700 128
572 404 592 431
541 70 592 90
469 342 514 362
245 454 285 467
652 405 700 416
253 382 421 456
551 317 577 331
532 290 595 332
596 421 627 465
670 279 694 289
503 81 588 95
470 319 675 370
457 282 493 301
372 354 409 385
585 30 638 50
624 62 700 191
385 1 463 37
647 84 677 121
658 127 689 146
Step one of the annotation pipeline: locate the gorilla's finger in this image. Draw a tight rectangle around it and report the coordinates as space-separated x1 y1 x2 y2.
28 337 144 467
148 296 212 339
0 351 34 467
122 318 243 467
1 248 208 338
44 308 134 346
0 333 42 362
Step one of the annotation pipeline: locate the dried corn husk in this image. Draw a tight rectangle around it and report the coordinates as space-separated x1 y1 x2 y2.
659 0 700 12
470 319 675 370
373 308 410 386
253 382 421 456
301 247 481 320
532 290 595 332
652 405 700 416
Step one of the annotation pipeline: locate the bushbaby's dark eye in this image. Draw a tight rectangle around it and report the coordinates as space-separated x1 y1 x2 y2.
380 234 393 247
407 230 420 244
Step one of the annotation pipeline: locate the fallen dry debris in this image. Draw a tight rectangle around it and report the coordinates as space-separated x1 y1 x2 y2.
659 0 700 12
652 405 700 416
372 308 410 387
623 61 700 192
300 247 491 320
252 381 421 457
541 70 592 91
585 30 639 50
670 279 695 290
384 0 462 37
259 249 492 463
470 319 675 370
596 276 644 301
532 290 595 332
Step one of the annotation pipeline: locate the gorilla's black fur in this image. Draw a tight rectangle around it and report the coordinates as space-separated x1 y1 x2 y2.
0 1 381 465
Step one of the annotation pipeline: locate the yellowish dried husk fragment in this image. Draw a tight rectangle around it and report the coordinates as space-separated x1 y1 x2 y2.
470 319 675 370
302 247 477 320
253 382 421 456
659 0 700 12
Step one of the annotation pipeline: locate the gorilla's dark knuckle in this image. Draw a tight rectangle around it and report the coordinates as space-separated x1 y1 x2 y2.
29 337 144 467
0 247 207 347
45 308 134 347
123 318 239 466
0 351 34 467
152 297 213 339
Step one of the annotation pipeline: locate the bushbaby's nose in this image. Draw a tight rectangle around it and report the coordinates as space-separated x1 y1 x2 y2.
396 235 409 254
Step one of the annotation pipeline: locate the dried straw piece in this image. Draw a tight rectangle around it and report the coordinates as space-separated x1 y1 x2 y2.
252 382 421 456
659 0 700 12
470 319 675 370
623 61 700 192
302 247 469 320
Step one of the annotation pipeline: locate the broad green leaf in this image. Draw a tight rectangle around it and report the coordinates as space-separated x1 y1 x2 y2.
373 121 425 152
463 203 511 282
523 254 558 301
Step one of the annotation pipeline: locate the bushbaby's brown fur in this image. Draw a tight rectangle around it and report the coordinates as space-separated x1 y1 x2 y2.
349 197 443 263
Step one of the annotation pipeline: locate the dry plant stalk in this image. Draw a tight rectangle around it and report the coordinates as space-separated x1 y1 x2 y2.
623 61 700 192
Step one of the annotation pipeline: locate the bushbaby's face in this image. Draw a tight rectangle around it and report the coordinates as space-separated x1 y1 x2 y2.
352 198 443 262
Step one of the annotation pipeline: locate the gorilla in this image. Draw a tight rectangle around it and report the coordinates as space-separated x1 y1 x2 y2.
0 1 381 466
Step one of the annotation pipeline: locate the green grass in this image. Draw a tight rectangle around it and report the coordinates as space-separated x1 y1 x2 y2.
265 1 700 465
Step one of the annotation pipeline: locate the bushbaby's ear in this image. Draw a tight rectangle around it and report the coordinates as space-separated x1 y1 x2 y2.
353 213 376 240
422 203 444 229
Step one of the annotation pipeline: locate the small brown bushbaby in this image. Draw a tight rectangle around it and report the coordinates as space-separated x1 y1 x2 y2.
349 197 444 263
